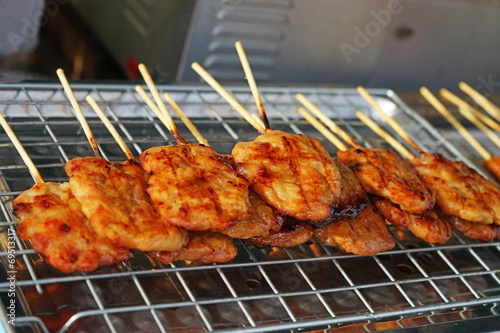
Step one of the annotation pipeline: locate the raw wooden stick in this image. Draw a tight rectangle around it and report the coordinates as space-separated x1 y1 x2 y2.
56 68 102 157
456 105 500 150
86 95 136 160
296 93 359 148
440 88 500 132
459 81 500 123
0 111 44 183
135 85 185 145
357 86 422 153
356 111 415 160
420 87 491 161
191 62 266 133
297 107 348 151
163 92 209 146
137 64 186 145
235 41 271 131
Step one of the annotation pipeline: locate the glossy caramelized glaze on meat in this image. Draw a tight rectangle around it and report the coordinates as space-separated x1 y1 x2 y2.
373 198 451 245
14 182 133 272
148 231 237 264
232 130 342 222
412 153 500 225
66 157 186 252
221 191 285 239
439 210 500 242
140 144 251 231
337 147 434 214
246 218 314 247
314 203 395 256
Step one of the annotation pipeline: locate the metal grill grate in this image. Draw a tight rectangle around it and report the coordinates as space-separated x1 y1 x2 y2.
0 83 499 333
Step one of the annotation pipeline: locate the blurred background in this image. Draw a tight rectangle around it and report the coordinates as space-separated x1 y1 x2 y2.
0 0 499 92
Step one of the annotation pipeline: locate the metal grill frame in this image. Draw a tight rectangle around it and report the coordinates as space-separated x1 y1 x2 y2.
0 82 499 333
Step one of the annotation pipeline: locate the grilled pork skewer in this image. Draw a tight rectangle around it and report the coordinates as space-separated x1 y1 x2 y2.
357 110 499 242
159 100 286 240
298 92 433 215
295 102 395 255
361 86 500 226
192 59 342 226
359 88 500 241
58 70 186 253
87 93 237 264
1 105 132 272
136 65 251 233
299 93 450 245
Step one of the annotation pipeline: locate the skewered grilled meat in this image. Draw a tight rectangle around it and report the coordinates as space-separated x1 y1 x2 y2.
314 203 395 256
337 147 434 214
221 191 285 239
232 130 342 223
373 198 451 245
148 231 237 264
65 157 187 252
140 144 251 231
246 218 314 247
412 153 500 225
13 182 133 273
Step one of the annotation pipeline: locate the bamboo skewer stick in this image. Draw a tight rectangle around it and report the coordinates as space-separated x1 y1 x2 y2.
0 111 44 183
440 88 500 132
162 92 209 146
356 111 415 160
457 106 500 150
56 68 102 157
297 107 348 151
135 86 186 145
138 64 186 145
191 62 266 134
296 93 359 148
420 87 491 161
235 41 271 131
459 81 500 124
357 86 423 153
85 95 136 160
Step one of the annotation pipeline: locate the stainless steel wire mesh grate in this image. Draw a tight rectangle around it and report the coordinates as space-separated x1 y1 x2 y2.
0 83 499 333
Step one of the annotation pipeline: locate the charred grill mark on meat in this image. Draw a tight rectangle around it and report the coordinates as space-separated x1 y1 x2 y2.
232 130 342 222
14 182 133 273
314 203 395 256
337 147 434 214
140 144 251 231
412 153 500 225
373 198 451 245
65 157 186 252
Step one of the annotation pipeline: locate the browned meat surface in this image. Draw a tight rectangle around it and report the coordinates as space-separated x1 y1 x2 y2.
66 157 186 252
246 219 314 247
412 153 500 225
232 130 341 222
373 198 451 245
337 147 434 214
485 156 500 183
140 144 251 231
221 191 285 239
440 212 499 242
14 182 133 273
148 231 237 264
314 203 395 256
325 157 369 224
